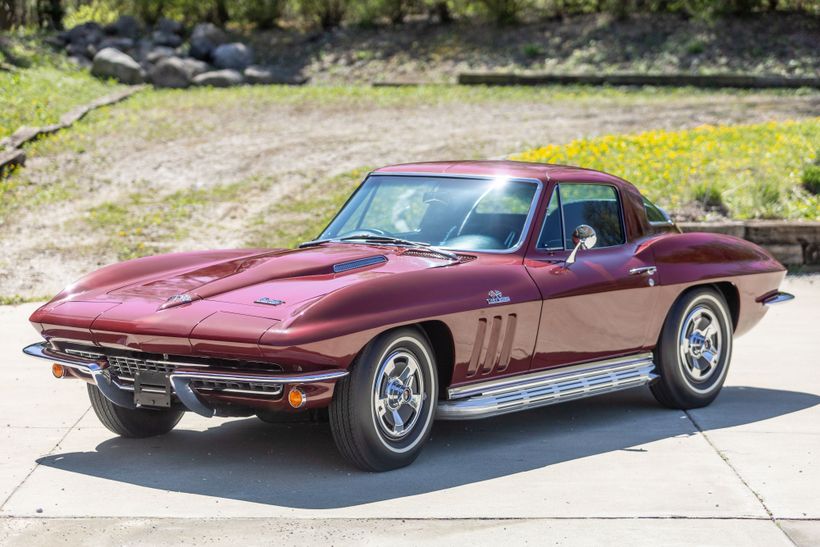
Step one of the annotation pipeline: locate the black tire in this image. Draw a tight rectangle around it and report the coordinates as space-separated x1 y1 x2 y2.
329 327 437 472
650 287 733 409
87 384 184 438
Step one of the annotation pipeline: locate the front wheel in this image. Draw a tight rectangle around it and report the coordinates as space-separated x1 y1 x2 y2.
87 384 184 438
650 287 733 409
329 327 438 471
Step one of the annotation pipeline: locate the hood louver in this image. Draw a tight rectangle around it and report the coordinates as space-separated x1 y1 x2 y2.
332 255 388 273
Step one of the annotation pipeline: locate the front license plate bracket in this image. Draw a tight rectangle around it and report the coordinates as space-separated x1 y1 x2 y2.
133 370 172 408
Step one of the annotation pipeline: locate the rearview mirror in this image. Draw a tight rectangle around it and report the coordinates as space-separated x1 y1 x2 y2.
566 224 597 265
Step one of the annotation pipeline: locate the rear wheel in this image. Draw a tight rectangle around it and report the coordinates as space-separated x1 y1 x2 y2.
650 287 733 409
87 384 184 438
329 327 437 471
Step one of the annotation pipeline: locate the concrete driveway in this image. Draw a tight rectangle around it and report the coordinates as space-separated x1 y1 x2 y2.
0 276 817 546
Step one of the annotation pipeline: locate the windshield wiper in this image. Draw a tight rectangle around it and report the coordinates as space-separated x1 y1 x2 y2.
299 234 459 261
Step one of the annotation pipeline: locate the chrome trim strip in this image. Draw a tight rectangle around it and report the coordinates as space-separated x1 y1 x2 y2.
762 291 795 305
438 353 657 420
629 266 657 276
23 342 349 418
22 342 136 409
325 172 544 255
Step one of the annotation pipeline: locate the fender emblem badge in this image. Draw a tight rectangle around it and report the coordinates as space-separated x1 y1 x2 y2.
256 297 285 306
166 293 192 304
487 290 511 305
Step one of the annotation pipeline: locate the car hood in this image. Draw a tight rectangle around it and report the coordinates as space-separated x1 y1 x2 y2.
105 244 453 314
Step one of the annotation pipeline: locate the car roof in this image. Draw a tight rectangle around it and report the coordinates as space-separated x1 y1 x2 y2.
371 160 619 185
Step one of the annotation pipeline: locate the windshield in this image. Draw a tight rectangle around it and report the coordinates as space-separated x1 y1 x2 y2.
320 175 539 251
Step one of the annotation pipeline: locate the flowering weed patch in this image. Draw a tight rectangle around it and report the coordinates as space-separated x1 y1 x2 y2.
513 119 820 220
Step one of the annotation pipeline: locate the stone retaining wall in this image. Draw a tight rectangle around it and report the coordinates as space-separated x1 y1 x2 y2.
678 221 820 266
458 72 820 89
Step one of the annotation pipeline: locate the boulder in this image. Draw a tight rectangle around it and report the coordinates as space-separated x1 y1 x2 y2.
189 23 228 61
150 57 209 88
156 17 183 35
193 69 244 87
144 46 177 64
212 43 254 71
98 37 135 53
152 30 183 48
105 15 140 38
91 48 145 84
66 22 103 45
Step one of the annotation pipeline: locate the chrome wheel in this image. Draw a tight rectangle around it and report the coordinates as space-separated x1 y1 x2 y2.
678 305 722 383
372 349 425 440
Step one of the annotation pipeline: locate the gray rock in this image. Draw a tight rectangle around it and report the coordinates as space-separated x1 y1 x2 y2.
193 69 244 87
145 46 177 64
98 37 135 52
212 43 254 71
106 15 140 38
189 23 228 61
243 65 308 85
91 48 145 84
152 30 183 48
150 56 209 88
156 17 183 35
66 22 103 45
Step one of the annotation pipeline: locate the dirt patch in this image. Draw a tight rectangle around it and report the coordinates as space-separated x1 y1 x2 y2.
0 89 818 299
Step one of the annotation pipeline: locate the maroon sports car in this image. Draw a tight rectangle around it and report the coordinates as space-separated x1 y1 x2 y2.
24 161 793 471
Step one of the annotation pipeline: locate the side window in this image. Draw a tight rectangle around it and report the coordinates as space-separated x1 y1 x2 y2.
559 184 624 248
643 196 671 224
537 188 563 249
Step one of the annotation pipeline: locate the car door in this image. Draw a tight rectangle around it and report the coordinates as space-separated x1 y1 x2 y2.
524 182 659 370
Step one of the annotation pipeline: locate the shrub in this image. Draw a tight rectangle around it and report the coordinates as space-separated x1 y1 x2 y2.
299 0 349 28
803 164 820 196
692 181 726 211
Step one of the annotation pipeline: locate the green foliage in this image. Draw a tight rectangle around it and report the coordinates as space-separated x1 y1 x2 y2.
0 32 122 140
803 164 820 196
63 0 119 27
691 181 725 210
521 42 544 59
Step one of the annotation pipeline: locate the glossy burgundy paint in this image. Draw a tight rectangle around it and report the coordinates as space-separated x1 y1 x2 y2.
29 160 787 411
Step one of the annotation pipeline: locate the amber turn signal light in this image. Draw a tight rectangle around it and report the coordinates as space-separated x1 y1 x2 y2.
288 387 306 408
52 363 66 378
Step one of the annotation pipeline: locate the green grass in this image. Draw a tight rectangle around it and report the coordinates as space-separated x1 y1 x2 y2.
245 167 372 250
86 182 251 260
0 31 123 140
513 119 820 220
0 294 50 305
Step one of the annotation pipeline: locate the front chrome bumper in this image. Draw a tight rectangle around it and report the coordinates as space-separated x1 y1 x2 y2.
22 342 348 417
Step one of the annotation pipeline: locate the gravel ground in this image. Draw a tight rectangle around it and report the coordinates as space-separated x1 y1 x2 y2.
0 90 818 299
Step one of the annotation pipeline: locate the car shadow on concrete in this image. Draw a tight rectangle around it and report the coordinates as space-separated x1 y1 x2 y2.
37 385 818 509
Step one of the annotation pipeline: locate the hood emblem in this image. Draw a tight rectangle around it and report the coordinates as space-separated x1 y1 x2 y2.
256 297 285 306
166 293 192 304
486 290 511 305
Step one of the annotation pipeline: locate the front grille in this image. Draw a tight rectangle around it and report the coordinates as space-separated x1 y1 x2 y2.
107 355 175 377
191 379 283 396
59 343 284 399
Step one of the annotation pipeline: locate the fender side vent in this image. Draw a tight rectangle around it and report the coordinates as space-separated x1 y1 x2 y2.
332 255 388 273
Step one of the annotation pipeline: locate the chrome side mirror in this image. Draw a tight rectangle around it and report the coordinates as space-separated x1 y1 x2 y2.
566 224 597 265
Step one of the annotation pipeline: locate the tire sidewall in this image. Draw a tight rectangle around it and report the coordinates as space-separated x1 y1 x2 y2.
659 289 733 404
350 328 437 466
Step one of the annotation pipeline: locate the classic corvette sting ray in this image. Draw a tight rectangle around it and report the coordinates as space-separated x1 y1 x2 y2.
24 161 793 471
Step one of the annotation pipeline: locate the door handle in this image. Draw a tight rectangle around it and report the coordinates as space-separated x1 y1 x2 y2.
629 266 657 276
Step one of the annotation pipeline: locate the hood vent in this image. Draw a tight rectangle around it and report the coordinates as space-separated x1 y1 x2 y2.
332 255 388 273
